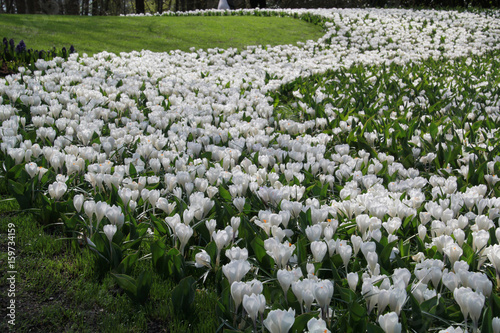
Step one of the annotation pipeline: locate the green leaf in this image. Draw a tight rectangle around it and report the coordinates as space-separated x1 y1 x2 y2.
349 301 367 321
136 271 152 304
112 273 137 298
338 286 356 303
172 276 196 314
379 240 398 271
290 312 316 333
250 236 274 273
219 185 232 202
116 252 139 275
409 293 427 333
129 163 137 178
151 214 168 235
7 179 25 195
7 164 24 180
366 322 385 333
429 122 438 139
166 247 185 282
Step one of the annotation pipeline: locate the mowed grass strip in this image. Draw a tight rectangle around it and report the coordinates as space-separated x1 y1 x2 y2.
0 14 325 55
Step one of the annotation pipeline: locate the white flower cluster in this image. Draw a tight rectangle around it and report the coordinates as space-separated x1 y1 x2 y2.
2 7 500 333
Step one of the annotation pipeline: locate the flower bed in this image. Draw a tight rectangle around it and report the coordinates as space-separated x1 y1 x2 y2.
1 8 500 333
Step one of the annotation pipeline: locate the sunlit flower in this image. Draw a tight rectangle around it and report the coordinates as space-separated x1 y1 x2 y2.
378 312 401 333
103 224 117 243
195 250 211 268
48 181 67 200
222 259 251 285
307 317 330 333
264 308 295 333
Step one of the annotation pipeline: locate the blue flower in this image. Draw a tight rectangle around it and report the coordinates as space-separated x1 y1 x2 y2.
15 40 26 53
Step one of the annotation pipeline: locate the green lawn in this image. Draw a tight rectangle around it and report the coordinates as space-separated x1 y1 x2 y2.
0 14 325 55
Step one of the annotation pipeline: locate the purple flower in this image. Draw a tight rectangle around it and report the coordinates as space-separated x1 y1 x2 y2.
15 40 26 53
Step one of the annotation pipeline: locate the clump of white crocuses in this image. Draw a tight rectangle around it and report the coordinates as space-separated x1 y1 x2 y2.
1 6 500 333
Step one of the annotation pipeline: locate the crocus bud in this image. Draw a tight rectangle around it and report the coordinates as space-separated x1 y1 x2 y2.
25 162 38 178
148 189 160 208
418 225 427 241
378 289 391 315
73 194 84 213
206 219 216 241
311 241 327 263
444 243 463 267
366 251 378 274
305 224 322 242
442 271 460 292
231 281 248 312
157 197 173 214
492 317 500 333
213 229 230 251
222 260 251 285
351 235 362 255
487 244 500 278
48 181 67 200
106 205 124 228
243 293 262 322
195 250 211 269
466 290 485 329
378 312 401 333
314 279 334 313
84 200 95 221
307 318 330 333
231 217 241 233
277 269 294 296
175 223 193 255
338 243 352 271
165 214 180 232
453 229 465 247
103 224 117 243
453 287 472 320
249 279 263 295
264 308 295 333
347 272 358 291
95 201 108 225
233 197 245 213
225 246 248 261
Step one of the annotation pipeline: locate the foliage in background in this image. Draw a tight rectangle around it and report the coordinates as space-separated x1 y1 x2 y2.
0 0 498 16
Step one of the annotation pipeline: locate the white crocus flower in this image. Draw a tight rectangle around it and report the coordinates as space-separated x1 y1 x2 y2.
264 308 295 333
103 224 117 243
378 312 401 333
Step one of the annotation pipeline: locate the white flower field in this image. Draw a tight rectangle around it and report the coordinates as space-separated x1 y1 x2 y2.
2 7 500 333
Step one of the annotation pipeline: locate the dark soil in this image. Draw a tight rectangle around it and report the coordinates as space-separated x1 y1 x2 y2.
0 61 16 77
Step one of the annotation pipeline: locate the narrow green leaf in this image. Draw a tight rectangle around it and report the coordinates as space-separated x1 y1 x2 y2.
172 276 196 313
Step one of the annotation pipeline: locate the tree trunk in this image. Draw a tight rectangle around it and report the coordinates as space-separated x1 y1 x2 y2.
156 0 162 13
26 0 41 13
82 0 89 15
56 0 64 13
66 0 80 14
16 0 27 13
135 0 144 13
5 0 15 13
103 0 109 14
91 0 99 15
